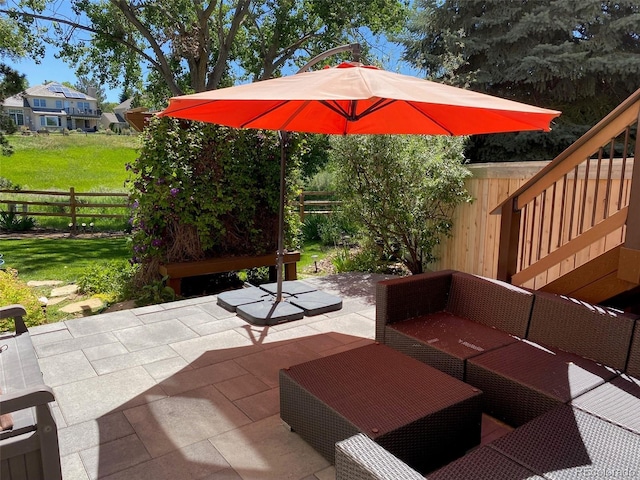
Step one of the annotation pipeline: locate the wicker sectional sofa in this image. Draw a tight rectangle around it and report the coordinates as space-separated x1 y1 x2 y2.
337 270 640 479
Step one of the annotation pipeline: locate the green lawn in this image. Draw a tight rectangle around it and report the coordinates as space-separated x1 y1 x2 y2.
1 237 130 282
3 133 138 191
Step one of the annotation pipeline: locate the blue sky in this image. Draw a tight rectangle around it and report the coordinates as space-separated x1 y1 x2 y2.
5 47 123 103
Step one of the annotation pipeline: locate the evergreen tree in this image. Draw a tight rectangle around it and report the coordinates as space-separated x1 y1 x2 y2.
402 0 640 162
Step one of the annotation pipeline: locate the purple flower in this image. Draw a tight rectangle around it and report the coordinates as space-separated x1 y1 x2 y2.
151 239 162 247
170 188 180 196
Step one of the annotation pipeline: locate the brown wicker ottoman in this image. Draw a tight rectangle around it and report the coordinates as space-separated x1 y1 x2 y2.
279 343 483 474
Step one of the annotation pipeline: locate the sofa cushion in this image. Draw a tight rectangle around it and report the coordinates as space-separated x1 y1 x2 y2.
527 291 635 370
572 374 640 435
467 339 617 426
387 311 519 379
448 272 533 338
489 405 640 479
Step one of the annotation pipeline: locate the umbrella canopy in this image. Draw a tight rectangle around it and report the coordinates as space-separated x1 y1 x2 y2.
160 62 561 135
159 61 561 323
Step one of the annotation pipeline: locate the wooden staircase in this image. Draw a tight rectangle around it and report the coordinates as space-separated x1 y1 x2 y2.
495 88 640 310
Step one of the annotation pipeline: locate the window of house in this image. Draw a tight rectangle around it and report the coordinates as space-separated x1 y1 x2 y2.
78 101 90 111
40 116 61 127
33 98 47 108
7 109 24 126
55 100 63 109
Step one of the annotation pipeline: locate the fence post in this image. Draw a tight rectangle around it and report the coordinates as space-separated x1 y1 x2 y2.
496 197 521 283
70 187 77 234
299 192 305 222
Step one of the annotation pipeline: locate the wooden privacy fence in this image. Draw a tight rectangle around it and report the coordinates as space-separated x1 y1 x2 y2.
0 188 130 229
430 158 635 287
430 161 552 279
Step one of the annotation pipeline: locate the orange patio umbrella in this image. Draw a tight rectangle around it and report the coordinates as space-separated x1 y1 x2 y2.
160 61 560 323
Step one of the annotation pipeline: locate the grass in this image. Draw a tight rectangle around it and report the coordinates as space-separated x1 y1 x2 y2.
1 237 130 283
3 133 138 191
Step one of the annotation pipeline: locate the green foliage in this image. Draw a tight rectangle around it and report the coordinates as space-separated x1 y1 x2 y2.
0 211 36 231
6 1 407 102
76 260 136 304
301 213 358 246
0 269 46 332
402 0 640 162
331 134 471 274
128 117 304 281
1 237 130 283
135 276 175 307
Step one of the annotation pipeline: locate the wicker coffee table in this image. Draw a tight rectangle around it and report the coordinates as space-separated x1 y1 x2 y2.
279 343 483 474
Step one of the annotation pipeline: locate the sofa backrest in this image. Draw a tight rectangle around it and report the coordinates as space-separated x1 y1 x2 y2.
626 320 640 378
527 292 635 370
447 272 534 338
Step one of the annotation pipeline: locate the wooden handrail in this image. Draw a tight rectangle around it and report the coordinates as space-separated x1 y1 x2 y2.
493 88 640 215
496 88 640 286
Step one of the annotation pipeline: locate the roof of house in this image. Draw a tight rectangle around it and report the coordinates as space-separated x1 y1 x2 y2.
101 112 128 124
114 98 133 112
2 82 97 108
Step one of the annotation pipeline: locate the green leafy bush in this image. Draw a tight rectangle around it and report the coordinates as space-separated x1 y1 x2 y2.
128 117 305 284
76 260 136 304
0 211 36 232
331 134 472 274
0 269 46 332
302 213 358 246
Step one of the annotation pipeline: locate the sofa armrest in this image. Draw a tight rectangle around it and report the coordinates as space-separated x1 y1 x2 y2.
375 270 454 343
0 304 28 334
0 385 55 415
335 434 424 480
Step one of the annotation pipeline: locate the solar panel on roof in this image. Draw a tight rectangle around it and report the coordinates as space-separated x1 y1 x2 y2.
48 85 64 93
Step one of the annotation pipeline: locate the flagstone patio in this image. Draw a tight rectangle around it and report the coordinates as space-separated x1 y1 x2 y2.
30 273 511 480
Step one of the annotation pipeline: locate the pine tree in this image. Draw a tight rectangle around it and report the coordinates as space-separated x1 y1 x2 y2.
403 0 640 162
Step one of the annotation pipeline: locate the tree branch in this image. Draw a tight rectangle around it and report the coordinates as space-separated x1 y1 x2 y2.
0 8 162 78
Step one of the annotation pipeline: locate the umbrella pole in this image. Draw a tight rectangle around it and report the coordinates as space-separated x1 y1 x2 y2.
275 130 288 303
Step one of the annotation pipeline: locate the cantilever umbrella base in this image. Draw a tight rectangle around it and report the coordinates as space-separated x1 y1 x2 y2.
236 299 304 325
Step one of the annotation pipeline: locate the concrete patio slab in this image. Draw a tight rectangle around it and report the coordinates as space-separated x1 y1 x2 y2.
124 384 252 457
210 415 331 480
113 318 199 351
25 273 403 479
54 366 166 425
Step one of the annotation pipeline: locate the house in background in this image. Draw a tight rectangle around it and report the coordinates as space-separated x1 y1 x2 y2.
2 82 101 132
100 97 132 131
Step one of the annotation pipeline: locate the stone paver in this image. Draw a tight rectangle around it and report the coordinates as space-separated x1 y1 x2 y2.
59 297 104 314
51 284 79 297
33 274 392 479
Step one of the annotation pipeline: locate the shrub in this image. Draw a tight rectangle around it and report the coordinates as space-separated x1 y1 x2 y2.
76 260 136 304
0 114 17 134
128 117 305 284
301 213 358 246
0 211 36 232
331 134 472 274
0 269 46 332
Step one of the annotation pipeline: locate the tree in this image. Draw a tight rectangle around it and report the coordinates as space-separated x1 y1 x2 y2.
330 135 471 274
74 75 107 108
2 0 407 106
402 0 640 162
0 0 28 156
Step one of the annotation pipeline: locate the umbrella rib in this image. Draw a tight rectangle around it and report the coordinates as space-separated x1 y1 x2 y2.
239 100 292 129
406 103 455 135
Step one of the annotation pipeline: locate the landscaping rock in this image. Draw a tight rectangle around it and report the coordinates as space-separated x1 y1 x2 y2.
51 284 79 297
27 280 64 287
59 298 104 314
